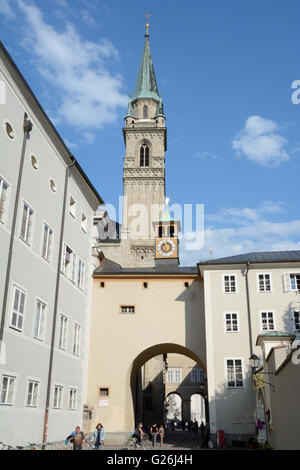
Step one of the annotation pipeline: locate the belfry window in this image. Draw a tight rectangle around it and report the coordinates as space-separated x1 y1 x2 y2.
143 105 148 118
140 143 150 167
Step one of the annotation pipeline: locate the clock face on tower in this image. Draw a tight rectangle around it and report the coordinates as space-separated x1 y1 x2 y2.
157 238 176 257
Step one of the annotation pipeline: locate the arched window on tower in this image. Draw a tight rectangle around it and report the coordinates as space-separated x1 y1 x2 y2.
140 142 150 167
143 105 148 118
158 225 164 238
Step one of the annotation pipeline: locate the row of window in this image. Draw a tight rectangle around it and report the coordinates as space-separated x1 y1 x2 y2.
224 273 300 293
166 368 206 384
0 175 88 242
166 362 243 389
0 375 79 410
10 285 82 354
225 310 300 333
0 187 86 289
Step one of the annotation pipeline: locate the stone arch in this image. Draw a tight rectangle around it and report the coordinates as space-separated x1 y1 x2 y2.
165 391 183 423
126 343 206 429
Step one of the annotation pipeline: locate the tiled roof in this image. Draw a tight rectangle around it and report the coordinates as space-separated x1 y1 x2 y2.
198 251 300 265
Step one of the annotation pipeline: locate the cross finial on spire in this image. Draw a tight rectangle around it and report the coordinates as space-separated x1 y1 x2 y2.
144 13 151 37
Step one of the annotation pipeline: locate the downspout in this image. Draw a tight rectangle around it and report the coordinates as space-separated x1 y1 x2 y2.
0 113 33 354
42 157 76 444
244 261 253 356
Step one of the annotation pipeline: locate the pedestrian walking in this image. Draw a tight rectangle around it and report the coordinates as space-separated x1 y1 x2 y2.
65 426 85 450
159 424 165 447
92 423 105 450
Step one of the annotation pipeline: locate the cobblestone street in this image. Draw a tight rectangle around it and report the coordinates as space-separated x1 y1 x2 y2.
99 431 204 451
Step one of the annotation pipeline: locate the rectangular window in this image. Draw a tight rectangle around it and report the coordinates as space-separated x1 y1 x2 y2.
73 323 81 356
71 253 77 283
69 388 77 410
77 259 85 289
167 368 181 383
225 313 239 333
81 213 87 232
294 311 300 332
42 224 53 262
226 359 243 388
58 314 68 350
26 381 39 407
191 369 205 383
63 245 73 278
120 306 135 314
0 375 16 405
290 274 300 291
0 177 9 223
261 311 275 331
69 197 76 218
224 275 236 293
10 285 26 331
53 385 63 409
99 387 109 397
33 300 46 341
20 202 34 244
258 274 271 292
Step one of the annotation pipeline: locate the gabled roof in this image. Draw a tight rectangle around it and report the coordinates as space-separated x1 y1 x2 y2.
132 28 160 102
198 250 300 266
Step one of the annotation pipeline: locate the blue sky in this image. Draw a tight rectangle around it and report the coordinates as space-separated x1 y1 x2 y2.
1 0 300 265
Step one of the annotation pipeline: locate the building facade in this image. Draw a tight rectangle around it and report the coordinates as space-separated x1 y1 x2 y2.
0 42 103 446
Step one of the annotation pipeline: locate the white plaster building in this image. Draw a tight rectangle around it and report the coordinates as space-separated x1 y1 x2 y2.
0 41 103 447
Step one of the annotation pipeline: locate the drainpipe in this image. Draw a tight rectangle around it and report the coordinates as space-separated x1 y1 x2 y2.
244 261 254 356
42 157 76 444
0 114 33 354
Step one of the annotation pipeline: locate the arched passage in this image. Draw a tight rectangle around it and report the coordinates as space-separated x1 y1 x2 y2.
190 393 206 425
165 392 183 426
127 343 207 430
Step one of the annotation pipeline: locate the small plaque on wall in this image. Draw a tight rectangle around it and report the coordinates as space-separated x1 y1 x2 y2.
99 399 108 407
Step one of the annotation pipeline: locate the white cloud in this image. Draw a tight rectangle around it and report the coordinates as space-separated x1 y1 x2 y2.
233 115 289 167
0 0 16 19
179 201 300 266
14 0 127 130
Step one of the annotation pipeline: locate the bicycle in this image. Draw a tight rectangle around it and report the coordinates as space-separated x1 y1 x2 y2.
28 442 42 450
127 433 151 450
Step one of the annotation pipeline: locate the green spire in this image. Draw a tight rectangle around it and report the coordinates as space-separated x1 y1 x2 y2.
132 25 160 102
125 95 136 118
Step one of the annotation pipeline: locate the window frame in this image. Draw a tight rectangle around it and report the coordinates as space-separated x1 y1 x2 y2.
0 373 17 406
69 196 76 219
223 274 238 294
57 313 69 351
10 283 27 332
120 305 135 314
0 174 10 225
20 200 35 246
26 379 40 408
33 298 47 341
53 384 63 409
260 310 276 332
72 322 81 356
41 221 54 263
224 312 240 333
257 273 272 293
167 368 182 384
293 310 300 333
225 358 244 389
68 387 78 410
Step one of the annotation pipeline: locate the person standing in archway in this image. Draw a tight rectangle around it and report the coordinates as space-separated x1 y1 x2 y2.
159 424 165 447
150 423 159 447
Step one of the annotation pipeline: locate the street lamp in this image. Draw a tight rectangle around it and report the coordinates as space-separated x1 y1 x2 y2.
249 354 275 392
249 354 260 372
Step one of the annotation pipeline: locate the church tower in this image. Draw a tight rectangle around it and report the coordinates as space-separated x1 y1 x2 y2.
121 24 167 266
